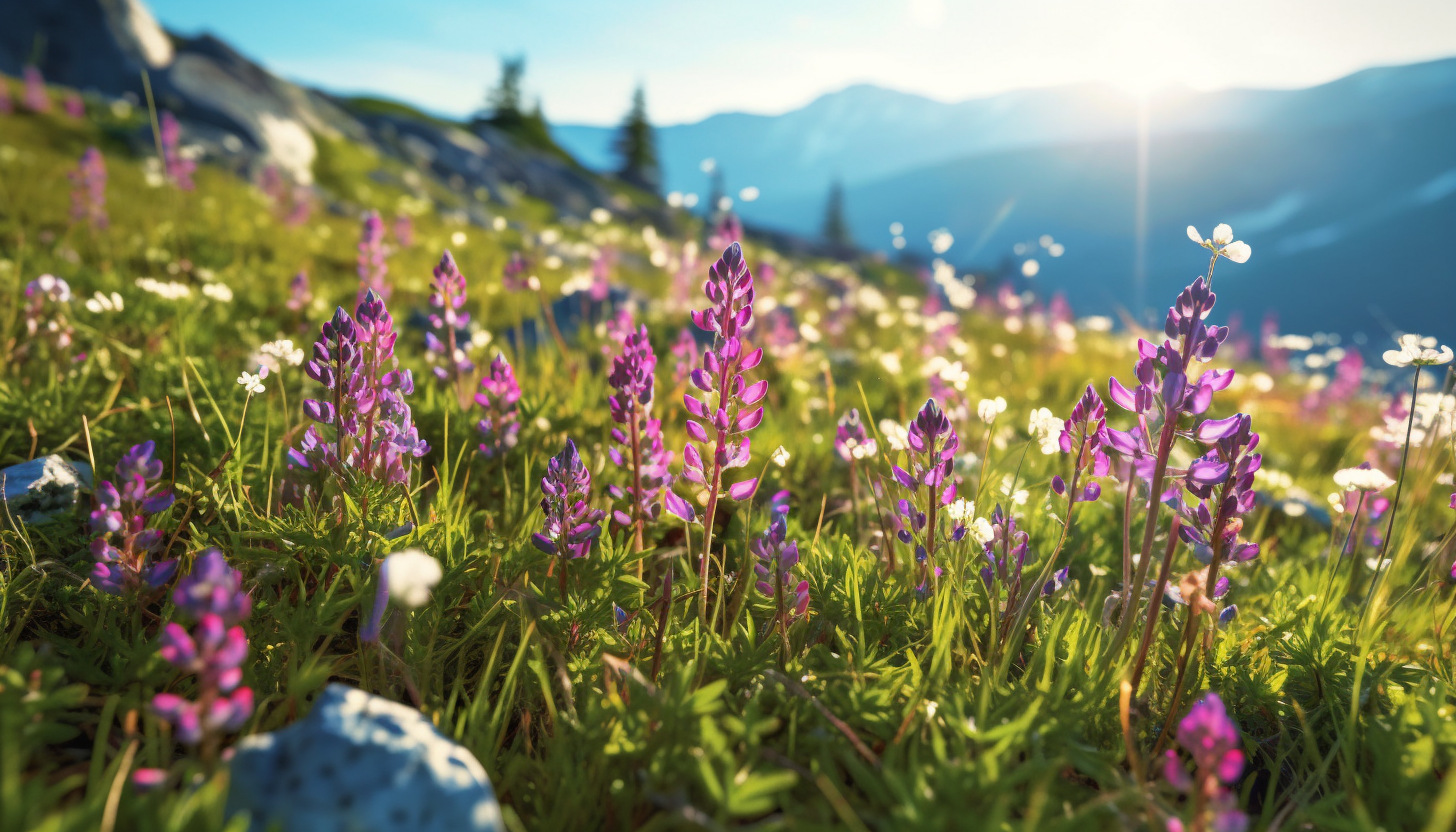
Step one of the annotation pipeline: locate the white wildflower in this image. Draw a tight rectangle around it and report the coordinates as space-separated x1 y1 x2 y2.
1187 223 1252 264
967 517 995 546
879 419 910 452
771 446 791 467
135 277 191 300
977 397 1007 424
1027 407 1062 455
1333 466 1396 493
201 282 233 302
945 499 976 522
259 339 305 367
85 291 124 313
384 549 443 609
236 371 266 395
1383 333 1453 368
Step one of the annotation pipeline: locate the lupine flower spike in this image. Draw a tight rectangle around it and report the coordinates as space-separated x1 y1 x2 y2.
753 513 810 632
69 147 108 230
356 211 389 301
90 441 177 595
475 352 522 458
22 66 50 113
1163 693 1248 832
533 440 607 600
607 325 673 552
18 274 76 365
150 550 253 758
424 250 475 394
891 398 963 594
668 242 767 618
158 112 195 190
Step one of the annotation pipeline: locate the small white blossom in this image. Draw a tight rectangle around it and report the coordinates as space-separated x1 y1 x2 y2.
84 291 125 313
977 397 1007 424
201 282 234 302
259 339 305 367
384 549 443 609
1333 466 1396 493
1382 333 1453 368
967 517 995 546
236 371 266 395
771 446 791 467
1187 224 1252 264
1027 407 1062 455
879 419 910 452
945 498 976 522
135 277 191 300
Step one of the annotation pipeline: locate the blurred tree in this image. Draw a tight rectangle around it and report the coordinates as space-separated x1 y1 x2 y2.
614 85 661 194
707 167 725 218
479 56 568 161
822 179 853 249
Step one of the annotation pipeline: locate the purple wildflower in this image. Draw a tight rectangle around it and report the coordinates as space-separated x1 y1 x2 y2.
18 274 75 364
606 325 673 550
1163 692 1248 832
475 352 522 458
891 398 962 590
393 213 414 248
424 250 475 389
152 552 253 748
670 327 698 387
90 441 177 596
285 270 312 312
292 291 427 488
63 92 84 119
69 147 108 230
533 440 607 599
258 165 286 204
356 211 389 301
835 409 877 462
502 251 530 292
707 212 743 253
1049 385 1110 503
752 513 810 627
284 185 313 226
22 66 49 113
981 504 1031 601
158 112 195 190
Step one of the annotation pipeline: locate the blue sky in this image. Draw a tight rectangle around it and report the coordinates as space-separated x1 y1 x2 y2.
148 0 1456 125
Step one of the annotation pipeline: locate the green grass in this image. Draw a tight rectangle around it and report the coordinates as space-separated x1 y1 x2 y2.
2 85 1455 832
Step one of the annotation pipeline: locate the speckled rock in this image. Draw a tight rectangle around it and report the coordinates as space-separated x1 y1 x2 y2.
1 455 92 523
226 684 502 832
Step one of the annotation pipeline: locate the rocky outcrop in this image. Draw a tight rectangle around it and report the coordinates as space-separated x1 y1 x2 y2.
0 0 637 217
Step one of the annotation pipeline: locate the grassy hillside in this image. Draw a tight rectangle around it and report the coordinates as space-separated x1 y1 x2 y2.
2 77 1456 832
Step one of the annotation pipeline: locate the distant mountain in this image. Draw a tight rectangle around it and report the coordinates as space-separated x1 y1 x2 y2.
555 59 1456 340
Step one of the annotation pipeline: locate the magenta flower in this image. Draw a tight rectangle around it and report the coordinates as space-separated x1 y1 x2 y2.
424 250 475 388
752 513 810 627
158 112 195 190
891 398 963 590
393 213 414 248
151 552 253 749
1163 692 1248 832
291 291 427 489
475 352 521 458
356 211 389 301
69 147 108 230
1050 385 1110 503
285 270 312 312
835 408 877 462
670 327 698 387
22 65 49 113
606 325 673 549
63 93 84 119
533 440 607 600
90 441 177 596
502 251 530 292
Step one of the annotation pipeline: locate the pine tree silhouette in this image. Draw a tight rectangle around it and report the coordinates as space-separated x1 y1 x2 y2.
822 179 853 250
614 85 661 194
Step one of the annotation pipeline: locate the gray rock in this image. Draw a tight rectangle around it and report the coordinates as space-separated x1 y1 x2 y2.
227 684 502 832
1 455 93 523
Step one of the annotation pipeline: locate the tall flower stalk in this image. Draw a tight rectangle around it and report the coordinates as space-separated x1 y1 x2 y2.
533 440 607 600
752 513 810 636
158 112 195 190
607 325 672 553
356 211 389 301
666 241 767 621
68 147 108 230
475 352 522 458
1104 225 1249 661
90 441 178 596
424 250 475 401
890 398 964 594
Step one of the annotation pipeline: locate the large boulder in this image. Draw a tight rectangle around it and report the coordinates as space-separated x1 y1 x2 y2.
226 684 502 832
1 455 93 523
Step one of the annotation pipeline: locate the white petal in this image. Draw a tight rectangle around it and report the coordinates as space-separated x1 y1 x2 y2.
1437 346 1454 365
1222 241 1251 264
1211 224 1234 246
1186 225 1203 244
1383 350 1410 367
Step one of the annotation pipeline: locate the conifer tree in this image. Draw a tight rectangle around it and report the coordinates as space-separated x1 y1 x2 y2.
614 85 661 194
822 179 852 249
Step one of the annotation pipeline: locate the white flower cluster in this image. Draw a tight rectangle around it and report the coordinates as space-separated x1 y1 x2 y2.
771 446 791 467
977 397 1007 424
201 282 234 302
236 371 266 395
135 277 191 300
1027 407 1062 455
85 291 124 313
385 549 443 609
255 339 305 373
1370 392 1456 447
879 419 910 452
1382 333 1453 368
1187 223 1251 264
1332 466 1396 493
30 273 72 302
